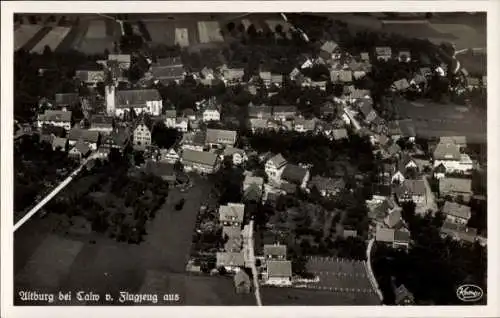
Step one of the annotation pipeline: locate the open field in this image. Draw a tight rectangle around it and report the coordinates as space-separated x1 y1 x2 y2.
397 99 487 143
197 21 224 43
15 235 84 297
261 286 380 305
14 175 250 305
30 26 72 54
85 20 107 39
14 25 43 51
175 28 190 47
143 21 176 45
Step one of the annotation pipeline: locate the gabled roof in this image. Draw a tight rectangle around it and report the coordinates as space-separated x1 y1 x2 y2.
151 65 185 81
243 175 264 187
223 68 245 80
55 93 79 106
267 260 292 277
442 201 472 220
90 115 113 127
182 149 218 166
116 89 162 108
272 105 297 114
248 106 272 118
219 203 245 223
205 128 237 145
157 56 183 67
281 164 308 184
72 140 90 155
294 118 316 130
433 142 461 161
249 118 268 130
75 70 105 83
394 228 411 242
384 208 403 229
38 110 72 122
395 285 414 304
223 147 245 157
396 179 426 197
440 221 478 243
264 244 287 258
68 128 100 143
268 153 287 168
358 100 374 117
375 226 394 242
321 40 339 54
52 137 67 150
234 269 251 288
216 252 244 267
375 46 392 56
360 52 370 61
439 136 467 146
108 54 131 65
309 176 345 192
165 110 177 118
392 78 410 91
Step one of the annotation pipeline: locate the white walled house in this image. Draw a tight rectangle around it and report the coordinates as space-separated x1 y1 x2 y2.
175 117 189 132
203 108 221 122
164 110 177 128
110 89 163 118
265 153 288 181
37 110 72 131
433 141 473 173
442 201 471 225
133 123 151 149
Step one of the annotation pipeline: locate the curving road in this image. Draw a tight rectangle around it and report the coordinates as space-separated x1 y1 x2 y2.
365 238 384 302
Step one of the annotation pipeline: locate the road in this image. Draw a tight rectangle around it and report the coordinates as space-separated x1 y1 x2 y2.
365 238 384 302
246 220 263 306
422 176 438 215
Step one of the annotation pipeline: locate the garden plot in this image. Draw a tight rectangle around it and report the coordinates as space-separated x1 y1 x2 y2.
175 28 190 47
14 25 42 51
30 26 71 54
144 21 175 45
197 21 224 43
85 19 107 39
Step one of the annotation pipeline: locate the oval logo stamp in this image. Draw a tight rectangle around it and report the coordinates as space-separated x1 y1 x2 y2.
456 284 484 302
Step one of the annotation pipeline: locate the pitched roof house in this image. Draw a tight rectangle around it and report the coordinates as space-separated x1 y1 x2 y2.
442 201 472 224
219 203 245 226
116 89 162 109
205 128 237 147
181 149 219 174
281 164 310 188
309 176 345 197
263 244 287 260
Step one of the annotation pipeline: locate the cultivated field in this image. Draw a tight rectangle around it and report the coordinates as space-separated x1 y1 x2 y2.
175 28 190 47
85 20 106 39
30 26 72 54
15 235 84 298
397 99 487 143
14 25 42 51
197 21 224 44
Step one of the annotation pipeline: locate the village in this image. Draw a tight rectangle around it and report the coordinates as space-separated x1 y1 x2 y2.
13 12 487 306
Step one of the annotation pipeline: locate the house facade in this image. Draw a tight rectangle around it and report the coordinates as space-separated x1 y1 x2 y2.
37 110 72 131
219 203 245 227
113 89 163 118
265 153 288 181
133 123 151 149
264 260 292 286
181 149 220 174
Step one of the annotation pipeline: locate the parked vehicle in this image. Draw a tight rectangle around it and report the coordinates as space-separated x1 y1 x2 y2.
175 198 186 210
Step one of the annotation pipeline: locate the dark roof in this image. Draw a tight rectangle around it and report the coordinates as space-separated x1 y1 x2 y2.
272 105 297 114
75 70 105 83
248 106 272 118
267 260 292 277
38 110 72 122
396 179 426 197
394 228 411 243
263 244 287 258
205 129 237 145
281 164 308 184
321 40 338 53
442 201 472 220
55 93 79 106
440 222 478 243
151 65 185 81
182 149 218 167
73 140 90 155
157 56 183 67
116 89 161 109
384 209 403 229
309 176 345 192
90 115 113 127
68 128 100 143
268 153 287 168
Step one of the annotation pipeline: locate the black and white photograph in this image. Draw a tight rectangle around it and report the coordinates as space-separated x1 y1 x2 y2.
1 1 499 317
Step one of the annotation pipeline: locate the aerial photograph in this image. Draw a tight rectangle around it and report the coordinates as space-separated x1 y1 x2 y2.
12 11 486 306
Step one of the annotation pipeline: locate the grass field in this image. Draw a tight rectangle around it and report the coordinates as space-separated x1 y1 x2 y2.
14 175 251 305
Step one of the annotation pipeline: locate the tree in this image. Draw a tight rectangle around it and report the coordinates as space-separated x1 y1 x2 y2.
247 24 257 38
227 22 235 33
275 24 283 34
